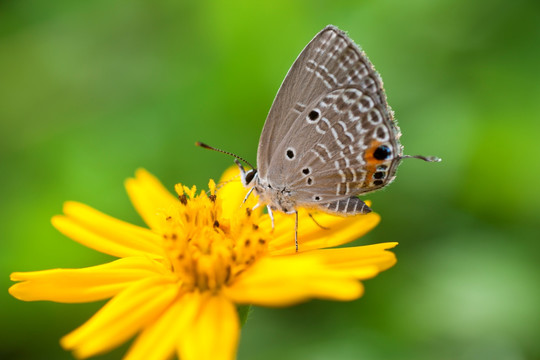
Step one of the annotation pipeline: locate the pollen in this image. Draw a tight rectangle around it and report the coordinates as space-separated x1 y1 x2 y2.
162 180 269 292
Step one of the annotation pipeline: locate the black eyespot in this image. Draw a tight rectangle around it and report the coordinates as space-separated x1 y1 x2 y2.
373 145 391 160
373 180 384 186
307 177 313 185
373 171 385 179
314 195 321 201
302 168 310 175
308 110 319 120
286 149 295 159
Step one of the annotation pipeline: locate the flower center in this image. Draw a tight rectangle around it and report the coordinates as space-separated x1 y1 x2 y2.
159 181 269 292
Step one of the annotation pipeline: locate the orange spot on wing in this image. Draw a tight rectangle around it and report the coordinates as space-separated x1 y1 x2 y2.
362 140 385 187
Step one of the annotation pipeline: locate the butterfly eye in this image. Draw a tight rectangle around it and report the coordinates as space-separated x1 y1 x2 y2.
373 145 391 160
245 169 257 184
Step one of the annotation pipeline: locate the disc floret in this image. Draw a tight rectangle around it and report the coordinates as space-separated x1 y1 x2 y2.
161 181 269 292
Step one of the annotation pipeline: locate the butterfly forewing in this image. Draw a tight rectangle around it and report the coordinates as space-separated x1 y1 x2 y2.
258 25 391 180
257 25 403 210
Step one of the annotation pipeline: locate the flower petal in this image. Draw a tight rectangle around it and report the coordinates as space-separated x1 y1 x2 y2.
52 201 164 258
124 291 202 360
224 256 363 307
9 257 168 303
179 293 239 360
266 208 381 255
61 276 179 359
125 169 178 232
216 167 379 254
298 242 398 278
217 166 259 219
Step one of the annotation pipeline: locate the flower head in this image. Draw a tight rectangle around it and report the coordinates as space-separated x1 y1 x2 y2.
9 167 397 360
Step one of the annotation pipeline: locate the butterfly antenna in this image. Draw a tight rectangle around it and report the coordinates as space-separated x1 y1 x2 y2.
400 155 442 162
195 141 256 169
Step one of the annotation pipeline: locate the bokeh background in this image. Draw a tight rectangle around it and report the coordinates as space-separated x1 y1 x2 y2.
1 0 539 359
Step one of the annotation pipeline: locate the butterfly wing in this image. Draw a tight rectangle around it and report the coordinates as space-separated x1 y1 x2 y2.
258 25 388 180
269 86 402 205
257 25 402 208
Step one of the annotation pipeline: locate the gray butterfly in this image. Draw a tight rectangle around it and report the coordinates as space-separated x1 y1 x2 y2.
198 25 439 251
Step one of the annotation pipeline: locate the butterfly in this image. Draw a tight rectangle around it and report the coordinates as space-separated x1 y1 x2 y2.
198 25 440 251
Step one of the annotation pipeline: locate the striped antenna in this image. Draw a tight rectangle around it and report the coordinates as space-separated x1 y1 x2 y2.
195 142 256 169
400 155 441 162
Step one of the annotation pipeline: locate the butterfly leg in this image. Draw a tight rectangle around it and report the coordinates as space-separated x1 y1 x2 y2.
295 210 299 252
241 187 254 207
267 205 275 231
308 212 330 230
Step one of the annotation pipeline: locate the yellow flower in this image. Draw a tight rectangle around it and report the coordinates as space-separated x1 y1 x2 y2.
9 167 397 360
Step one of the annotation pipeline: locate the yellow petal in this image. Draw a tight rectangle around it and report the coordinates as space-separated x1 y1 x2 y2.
224 256 363 307
298 242 398 278
179 293 239 360
216 168 380 253
51 202 163 258
217 166 259 219
125 169 178 232
216 167 378 255
124 291 202 360
266 208 381 255
61 276 178 359
9 257 168 302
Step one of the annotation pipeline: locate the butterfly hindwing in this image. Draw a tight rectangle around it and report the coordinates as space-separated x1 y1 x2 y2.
266 85 402 206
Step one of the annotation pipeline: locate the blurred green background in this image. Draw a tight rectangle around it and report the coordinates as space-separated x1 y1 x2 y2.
2 0 539 359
